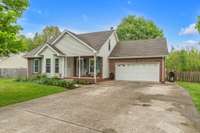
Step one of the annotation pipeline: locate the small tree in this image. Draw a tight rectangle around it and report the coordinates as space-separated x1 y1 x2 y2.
196 16 200 33
0 0 29 56
117 15 164 41
31 26 61 49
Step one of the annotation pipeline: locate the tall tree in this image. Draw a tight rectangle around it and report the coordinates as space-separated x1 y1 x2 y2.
0 0 29 56
31 26 61 49
117 15 164 41
196 16 200 33
19 35 33 51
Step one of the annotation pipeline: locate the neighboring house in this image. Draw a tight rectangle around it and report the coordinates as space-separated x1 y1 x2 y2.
0 53 27 77
24 29 168 83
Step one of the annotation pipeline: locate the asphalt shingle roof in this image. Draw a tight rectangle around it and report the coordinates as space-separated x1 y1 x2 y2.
25 30 168 58
24 45 44 58
24 30 114 58
76 30 114 50
110 38 168 58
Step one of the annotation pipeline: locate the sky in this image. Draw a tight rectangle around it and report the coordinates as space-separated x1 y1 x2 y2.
18 0 200 50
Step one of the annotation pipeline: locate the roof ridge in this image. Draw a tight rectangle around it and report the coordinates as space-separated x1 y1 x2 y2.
119 38 166 43
77 30 114 35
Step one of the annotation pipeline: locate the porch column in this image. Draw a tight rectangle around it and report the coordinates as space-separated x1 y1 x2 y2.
62 57 65 78
78 56 81 78
94 54 97 83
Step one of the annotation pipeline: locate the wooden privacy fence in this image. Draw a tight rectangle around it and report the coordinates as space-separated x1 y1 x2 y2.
172 72 200 82
0 68 27 78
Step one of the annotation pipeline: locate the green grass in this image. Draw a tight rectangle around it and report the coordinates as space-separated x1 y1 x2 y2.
0 78 65 107
178 82 200 112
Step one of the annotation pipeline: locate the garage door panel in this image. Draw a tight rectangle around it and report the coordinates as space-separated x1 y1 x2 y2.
115 63 160 82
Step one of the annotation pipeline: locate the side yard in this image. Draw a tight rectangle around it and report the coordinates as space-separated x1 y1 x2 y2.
0 78 65 107
178 82 200 112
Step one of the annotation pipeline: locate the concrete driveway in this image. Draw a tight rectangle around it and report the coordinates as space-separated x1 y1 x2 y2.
0 81 200 133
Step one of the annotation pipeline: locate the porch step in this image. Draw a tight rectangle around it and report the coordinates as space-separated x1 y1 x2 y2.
65 77 104 84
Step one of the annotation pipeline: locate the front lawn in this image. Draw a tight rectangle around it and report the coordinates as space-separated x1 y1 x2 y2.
0 78 65 107
178 82 200 112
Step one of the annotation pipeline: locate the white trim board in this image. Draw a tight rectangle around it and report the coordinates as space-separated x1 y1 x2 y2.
34 43 63 57
109 55 166 59
52 30 97 53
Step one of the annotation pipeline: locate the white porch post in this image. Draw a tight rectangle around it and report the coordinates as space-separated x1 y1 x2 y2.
94 54 97 83
62 57 65 78
78 56 81 78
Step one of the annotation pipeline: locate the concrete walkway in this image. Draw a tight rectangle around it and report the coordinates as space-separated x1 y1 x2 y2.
0 81 199 133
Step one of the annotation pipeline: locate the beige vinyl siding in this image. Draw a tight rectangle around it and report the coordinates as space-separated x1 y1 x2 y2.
54 34 94 56
97 32 118 78
39 46 63 77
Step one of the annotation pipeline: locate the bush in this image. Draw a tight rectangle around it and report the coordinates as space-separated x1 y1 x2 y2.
16 74 76 89
37 78 76 89
15 77 28 82
75 80 90 85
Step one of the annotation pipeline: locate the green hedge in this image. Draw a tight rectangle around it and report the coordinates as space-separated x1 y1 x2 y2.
16 75 76 89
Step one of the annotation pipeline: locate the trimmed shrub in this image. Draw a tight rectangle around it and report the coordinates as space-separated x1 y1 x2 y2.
16 74 76 89
75 80 90 85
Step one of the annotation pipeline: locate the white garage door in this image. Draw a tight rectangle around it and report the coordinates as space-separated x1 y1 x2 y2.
115 62 160 82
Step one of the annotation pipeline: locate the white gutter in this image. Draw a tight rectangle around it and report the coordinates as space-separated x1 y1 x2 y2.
109 55 167 59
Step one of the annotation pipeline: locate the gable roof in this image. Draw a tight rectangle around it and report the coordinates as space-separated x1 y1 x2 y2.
76 30 114 50
24 43 65 58
110 38 168 58
24 30 114 58
24 45 44 58
35 43 65 56
51 30 114 51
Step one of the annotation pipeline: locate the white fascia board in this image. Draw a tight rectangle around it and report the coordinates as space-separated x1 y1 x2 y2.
113 31 119 42
34 43 62 57
109 55 167 59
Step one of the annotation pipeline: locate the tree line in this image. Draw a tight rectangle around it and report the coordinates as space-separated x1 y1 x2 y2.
1 0 200 72
166 15 200 72
0 0 164 56
166 49 200 72
20 26 61 51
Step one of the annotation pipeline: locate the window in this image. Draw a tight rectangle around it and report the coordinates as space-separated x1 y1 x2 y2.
33 59 39 73
55 58 59 73
108 40 111 51
46 58 51 73
89 58 94 74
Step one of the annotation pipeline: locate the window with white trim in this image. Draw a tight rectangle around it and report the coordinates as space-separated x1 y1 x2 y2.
55 58 59 73
33 59 39 73
46 58 51 73
89 58 94 74
108 40 111 51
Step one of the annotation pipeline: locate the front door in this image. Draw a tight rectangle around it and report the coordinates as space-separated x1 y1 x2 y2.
76 58 84 76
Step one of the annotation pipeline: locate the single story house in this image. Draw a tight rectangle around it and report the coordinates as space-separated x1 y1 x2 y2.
24 29 168 83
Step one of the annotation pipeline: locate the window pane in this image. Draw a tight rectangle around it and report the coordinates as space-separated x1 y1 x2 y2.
108 40 111 51
46 59 51 73
55 58 59 73
34 59 39 73
89 59 94 73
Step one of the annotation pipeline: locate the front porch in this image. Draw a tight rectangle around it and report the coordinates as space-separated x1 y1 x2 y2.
64 56 103 83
